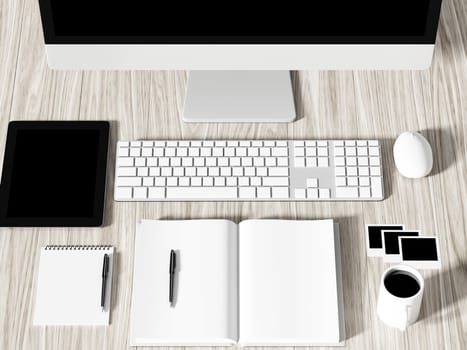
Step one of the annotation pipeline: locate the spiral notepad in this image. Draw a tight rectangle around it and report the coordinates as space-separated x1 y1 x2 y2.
33 245 114 326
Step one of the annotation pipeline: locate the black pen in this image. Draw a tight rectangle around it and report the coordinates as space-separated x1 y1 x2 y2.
169 250 176 306
101 253 109 312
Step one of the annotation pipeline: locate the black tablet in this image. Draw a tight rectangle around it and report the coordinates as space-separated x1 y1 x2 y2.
0 121 109 227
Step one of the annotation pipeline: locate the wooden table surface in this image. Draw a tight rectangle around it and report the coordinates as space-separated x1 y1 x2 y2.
0 0 466 349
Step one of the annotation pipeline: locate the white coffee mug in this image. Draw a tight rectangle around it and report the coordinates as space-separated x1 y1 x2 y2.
377 265 424 331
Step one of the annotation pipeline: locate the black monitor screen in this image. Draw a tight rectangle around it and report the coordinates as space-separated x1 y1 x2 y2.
39 0 442 44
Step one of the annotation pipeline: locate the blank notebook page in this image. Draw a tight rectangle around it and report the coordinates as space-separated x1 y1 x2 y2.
238 219 340 345
33 246 114 326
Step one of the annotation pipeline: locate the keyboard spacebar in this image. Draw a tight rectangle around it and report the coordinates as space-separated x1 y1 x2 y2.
166 187 238 199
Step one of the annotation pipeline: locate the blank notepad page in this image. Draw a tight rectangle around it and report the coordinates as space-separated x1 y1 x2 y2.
33 246 114 326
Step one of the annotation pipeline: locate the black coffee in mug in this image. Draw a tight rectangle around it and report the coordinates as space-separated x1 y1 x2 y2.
384 270 420 298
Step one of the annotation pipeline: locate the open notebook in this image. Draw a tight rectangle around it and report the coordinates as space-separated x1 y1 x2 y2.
129 219 344 346
33 246 114 326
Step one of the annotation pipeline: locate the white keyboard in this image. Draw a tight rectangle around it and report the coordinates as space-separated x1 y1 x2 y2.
114 140 384 201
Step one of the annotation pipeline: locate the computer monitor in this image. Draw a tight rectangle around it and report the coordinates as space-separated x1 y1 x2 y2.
38 1 442 122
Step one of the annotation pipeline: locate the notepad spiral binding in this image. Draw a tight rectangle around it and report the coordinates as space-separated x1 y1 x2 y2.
44 245 112 250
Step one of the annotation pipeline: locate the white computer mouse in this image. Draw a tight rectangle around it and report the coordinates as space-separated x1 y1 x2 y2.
393 132 433 178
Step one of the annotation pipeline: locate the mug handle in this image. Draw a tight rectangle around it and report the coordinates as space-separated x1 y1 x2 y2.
398 306 411 331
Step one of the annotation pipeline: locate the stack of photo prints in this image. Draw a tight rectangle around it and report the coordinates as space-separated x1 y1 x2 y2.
366 224 441 269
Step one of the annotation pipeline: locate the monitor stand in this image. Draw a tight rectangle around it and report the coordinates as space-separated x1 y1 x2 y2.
183 71 296 123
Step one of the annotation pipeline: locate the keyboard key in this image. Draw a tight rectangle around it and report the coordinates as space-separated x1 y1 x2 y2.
359 187 371 198
294 141 304 147
130 148 141 157
272 147 288 157
226 177 237 186
154 177 166 186
250 177 261 186
116 177 141 187
166 187 238 199
370 167 381 176
115 187 132 200
318 157 329 167
347 167 358 176
334 147 344 156
203 177 213 186
239 187 256 199
238 177 249 186
256 167 268 176
318 148 328 157
117 147 129 157
277 157 288 166
306 157 317 167
347 177 359 186
159 158 169 166
236 147 247 156
257 187 271 198
357 147 368 156
179 177 190 186
307 188 319 199
220 167 232 176
335 187 359 198
371 177 383 198
228 157 239 166
259 148 271 157
319 188 331 199
167 178 178 186
137 167 149 177
294 157 305 167
306 178 318 188
200 147 211 156
133 187 147 199
191 177 202 186
142 177 153 186
359 177 370 186
253 157 265 166
334 157 345 166
335 177 346 186
268 167 288 176
161 168 172 176
248 148 259 157
359 167 369 176
142 148 153 157
225 148 235 156
272 187 289 199
306 147 317 157
147 158 158 167
118 157 134 167
262 177 289 186
117 167 137 176
335 167 346 176
135 158 146 166
358 157 369 166
294 188 306 199
369 147 379 156
294 148 305 156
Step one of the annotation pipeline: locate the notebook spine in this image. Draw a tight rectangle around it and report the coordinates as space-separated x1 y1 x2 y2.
44 245 112 250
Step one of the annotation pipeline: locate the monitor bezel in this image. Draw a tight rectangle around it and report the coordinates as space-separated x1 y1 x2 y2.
38 0 442 45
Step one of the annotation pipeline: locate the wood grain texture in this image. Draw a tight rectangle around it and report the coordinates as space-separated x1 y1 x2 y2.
0 0 466 349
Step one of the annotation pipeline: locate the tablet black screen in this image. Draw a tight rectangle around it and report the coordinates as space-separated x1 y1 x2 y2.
0 121 109 226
